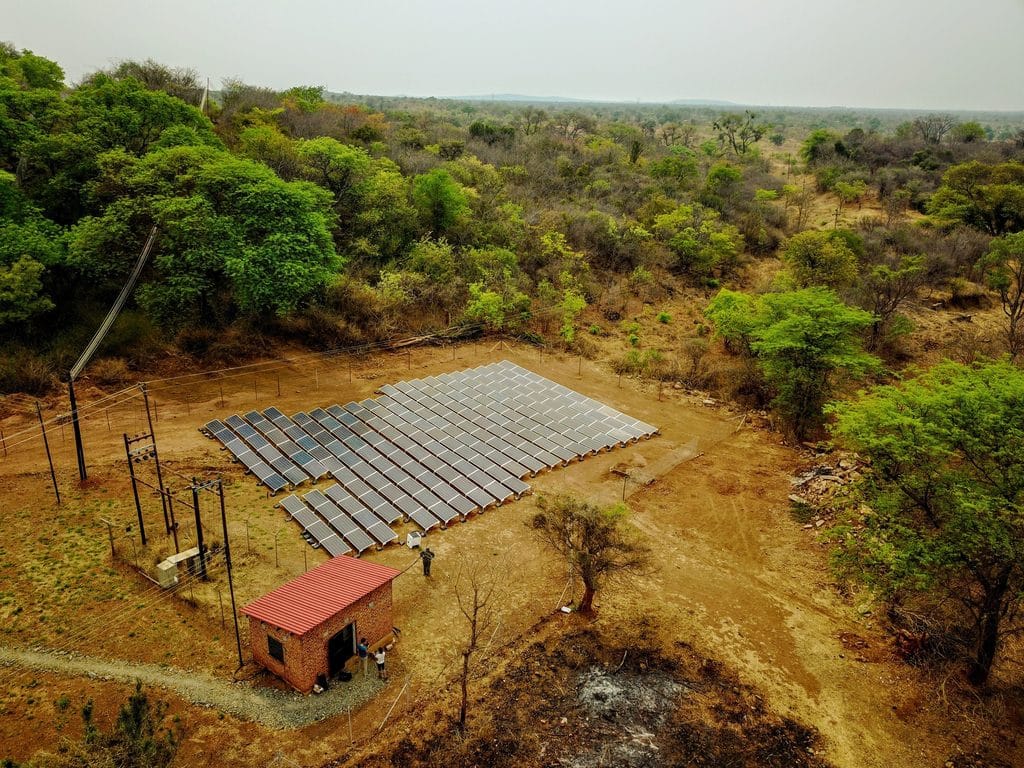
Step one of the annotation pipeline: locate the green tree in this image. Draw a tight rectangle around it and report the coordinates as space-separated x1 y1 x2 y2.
927 161 1024 236
412 168 471 238
712 110 767 155
800 129 840 166
859 254 925 350
558 286 587 343
829 360 1024 685
296 136 415 261
952 121 986 143
68 145 339 325
98 58 204 105
979 232 1024 358
782 229 860 291
0 44 64 91
652 203 743 278
707 287 879 440
15 75 220 223
530 495 649 615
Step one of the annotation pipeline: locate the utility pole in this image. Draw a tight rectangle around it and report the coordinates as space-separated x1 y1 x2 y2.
36 402 60 505
67 378 87 482
191 480 208 580
218 479 244 668
140 384 170 533
66 226 159 482
123 434 147 546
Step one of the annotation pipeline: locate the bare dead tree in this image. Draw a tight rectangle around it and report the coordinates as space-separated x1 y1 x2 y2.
912 114 957 144
454 555 501 731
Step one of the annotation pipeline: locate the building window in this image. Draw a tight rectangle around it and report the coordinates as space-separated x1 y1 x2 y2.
268 636 284 663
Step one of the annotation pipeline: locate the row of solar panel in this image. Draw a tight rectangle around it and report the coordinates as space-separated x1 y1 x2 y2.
203 361 658 551
203 388 538 536
276 487 398 557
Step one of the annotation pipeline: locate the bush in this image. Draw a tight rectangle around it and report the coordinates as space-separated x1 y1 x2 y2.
0 348 56 396
89 357 131 386
611 349 678 381
657 311 672 324
175 326 218 358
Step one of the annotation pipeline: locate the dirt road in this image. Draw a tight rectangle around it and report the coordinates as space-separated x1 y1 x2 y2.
0 646 385 729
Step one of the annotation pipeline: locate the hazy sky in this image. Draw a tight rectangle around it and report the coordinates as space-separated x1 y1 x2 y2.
4 0 1023 110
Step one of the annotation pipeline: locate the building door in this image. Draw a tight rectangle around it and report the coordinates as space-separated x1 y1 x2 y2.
328 622 355 677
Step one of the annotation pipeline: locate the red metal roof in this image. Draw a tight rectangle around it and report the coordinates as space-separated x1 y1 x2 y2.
242 556 402 635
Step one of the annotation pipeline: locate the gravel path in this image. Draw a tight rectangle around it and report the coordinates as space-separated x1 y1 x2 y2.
0 646 386 729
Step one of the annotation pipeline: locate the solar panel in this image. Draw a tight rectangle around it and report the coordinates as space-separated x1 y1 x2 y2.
210 360 656 545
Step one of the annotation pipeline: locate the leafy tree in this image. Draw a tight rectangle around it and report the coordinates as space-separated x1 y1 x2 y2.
859 254 925 350
67 145 339 325
782 229 860 291
712 110 767 155
468 119 514 146
952 121 986 143
15 75 220 223
829 360 1024 685
706 287 879 439
412 168 471 238
699 162 744 214
833 179 867 213
0 44 64 91
653 203 743 278
800 129 841 166
236 123 301 178
558 286 587 343
0 172 62 329
649 145 699 190
927 161 1024 236
98 59 204 105
296 136 415 260
519 106 547 135
979 232 1024 358
530 495 649 615
463 283 505 331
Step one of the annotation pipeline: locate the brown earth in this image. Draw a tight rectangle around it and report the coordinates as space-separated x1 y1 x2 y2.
0 336 1020 767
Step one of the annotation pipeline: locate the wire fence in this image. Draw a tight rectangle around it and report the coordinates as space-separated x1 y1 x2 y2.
0 330 606 507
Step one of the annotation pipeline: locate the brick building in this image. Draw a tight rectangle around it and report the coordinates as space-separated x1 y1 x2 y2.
242 556 401 693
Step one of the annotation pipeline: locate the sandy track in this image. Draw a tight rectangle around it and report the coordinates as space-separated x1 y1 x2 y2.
0 645 385 729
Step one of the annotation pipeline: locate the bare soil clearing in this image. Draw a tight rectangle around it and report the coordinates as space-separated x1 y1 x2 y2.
0 340 1016 767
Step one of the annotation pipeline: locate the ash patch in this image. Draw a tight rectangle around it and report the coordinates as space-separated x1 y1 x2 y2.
563 666 685 767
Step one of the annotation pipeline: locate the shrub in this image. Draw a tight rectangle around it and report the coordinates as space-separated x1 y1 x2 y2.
89 357 131 386
0 348 56 396
657 311 672 324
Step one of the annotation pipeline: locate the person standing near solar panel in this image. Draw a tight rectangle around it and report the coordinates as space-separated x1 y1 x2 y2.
420 546 435 576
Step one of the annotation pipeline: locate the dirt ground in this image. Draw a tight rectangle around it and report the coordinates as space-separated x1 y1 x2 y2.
0 338 1020 767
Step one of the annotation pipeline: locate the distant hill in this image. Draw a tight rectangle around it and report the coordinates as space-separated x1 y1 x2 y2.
457 94 600 104
669 98 738 107
457 94 743 107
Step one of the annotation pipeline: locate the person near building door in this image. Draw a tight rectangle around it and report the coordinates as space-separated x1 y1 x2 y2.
357 637 369 675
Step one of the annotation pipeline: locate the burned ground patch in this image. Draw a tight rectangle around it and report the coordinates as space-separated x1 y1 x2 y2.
351 622 832 768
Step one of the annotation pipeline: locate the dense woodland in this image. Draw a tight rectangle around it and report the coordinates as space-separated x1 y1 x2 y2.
2 43 1024 694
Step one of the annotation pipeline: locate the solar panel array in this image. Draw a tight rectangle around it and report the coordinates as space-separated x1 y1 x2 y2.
201 360 658 554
